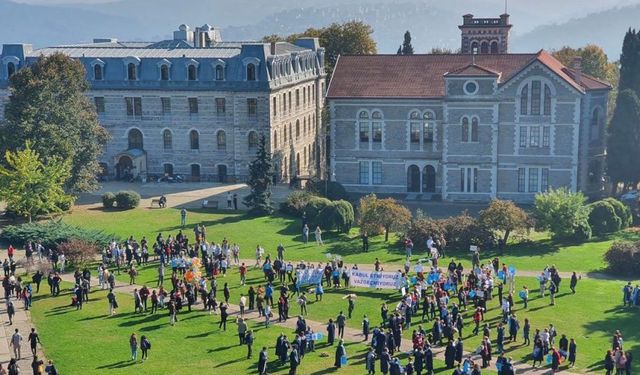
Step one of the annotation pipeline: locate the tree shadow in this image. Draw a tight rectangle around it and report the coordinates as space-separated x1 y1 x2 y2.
95 360 137 369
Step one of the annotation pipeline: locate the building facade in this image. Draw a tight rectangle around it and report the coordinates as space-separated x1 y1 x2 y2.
327 14 610 203
0 24 327 182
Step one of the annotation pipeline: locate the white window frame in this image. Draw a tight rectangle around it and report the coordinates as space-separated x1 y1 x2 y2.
356 109 384 150
460 166 479 193
517 167 550 193
519 125 551 148
185 59 199 81
123 56 141 81
157 59 172 81
358 160 382 185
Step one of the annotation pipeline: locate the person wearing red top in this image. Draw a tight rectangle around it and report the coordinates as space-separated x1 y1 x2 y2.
7 245 14 261
239 263 247 285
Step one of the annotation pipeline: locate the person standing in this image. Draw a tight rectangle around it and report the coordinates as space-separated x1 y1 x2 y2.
334 340 347 368
245 330 254 359
258 346 268 375
523 318 531 346
129 333 138 361
362 231 369 252
315 226 324 246
31 355 44 375
107 289 118 315
233 193 238 210
6 299 15 325
168 299 177 326
239 294 247 317
227 192 233 209
10 329 22 360
219 303 229 331
302 225 309 244
28 328 40 356
289 345 300 375
327 319 336 346
140 335 151 361
568 338 577 367
365 347 376 375
237 317 247 345
180 208 187 228
157 263 165 287
362 315 370 341
570 272 578 294
336 311 346 338
347 295 355 318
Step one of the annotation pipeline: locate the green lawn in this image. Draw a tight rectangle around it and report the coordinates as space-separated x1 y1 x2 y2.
30 283 467 374
63 206 640 274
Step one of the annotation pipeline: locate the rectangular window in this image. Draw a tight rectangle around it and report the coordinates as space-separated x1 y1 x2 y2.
460 168 465 192
542 126 550 147
247 98 257 116
216 98 226 114
188 97 198 114
519 127 527 147
460 167 478 193
531 81 541 115
517 168 526 192
125 97 142 119
359 161 369 184
161 97 171 115
288 92 292 111
94 97 105 114
541 168 549 192
529 126 540 147
272 97 277 118
359 122 369 142
528 167 539 192
372 122 382 142
372 161 382 185
296 89 300 107
423 122 434 143
410 123 420 143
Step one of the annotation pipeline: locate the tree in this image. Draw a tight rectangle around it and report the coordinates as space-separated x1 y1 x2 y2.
57 239 99 269
358 194 411 241
534 188 592 241
1 53 110 192
618 29 640 93
243 134 275 215
552 45 618 83
479 199 531 245
397 46 403 55
607 89 640 190
401 31 414 55
262 21 377 78
0 142 73 222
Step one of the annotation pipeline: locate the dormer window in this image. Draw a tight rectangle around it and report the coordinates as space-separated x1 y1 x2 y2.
94 65 103 81
215 65 224 81
160 65 170 81
247 63 256 81
127 63 137 80
187 64 197 81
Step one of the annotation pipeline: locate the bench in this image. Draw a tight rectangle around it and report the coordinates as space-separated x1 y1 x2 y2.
150 199 162 208
201 200 219 209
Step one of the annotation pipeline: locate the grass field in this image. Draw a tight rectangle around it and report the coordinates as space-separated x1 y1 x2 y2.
63 206 640 274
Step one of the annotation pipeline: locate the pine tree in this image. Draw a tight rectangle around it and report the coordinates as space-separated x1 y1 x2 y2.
401 31 414 55
397 45 402 55
243 134 275 215
607 89 640 190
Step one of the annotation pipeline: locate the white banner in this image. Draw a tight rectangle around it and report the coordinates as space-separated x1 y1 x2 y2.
296 268 324 287
349 270 403 290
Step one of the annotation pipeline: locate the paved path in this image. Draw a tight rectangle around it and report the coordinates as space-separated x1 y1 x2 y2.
56 273 576 375
0 290 46 371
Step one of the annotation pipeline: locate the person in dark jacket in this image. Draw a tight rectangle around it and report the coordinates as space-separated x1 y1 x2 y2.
334 340 347 368
258 346 268 375
444 341 456 368
380 347 391 375
289 346 300 375
414 347 424 375
454 339 464 364
568 338 577 367
425 345 434 375
389 357 402 375
365 347 376 375
327 319 336 346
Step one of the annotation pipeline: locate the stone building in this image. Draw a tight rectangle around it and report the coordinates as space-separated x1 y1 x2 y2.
0 24 327 182
327 14 611 202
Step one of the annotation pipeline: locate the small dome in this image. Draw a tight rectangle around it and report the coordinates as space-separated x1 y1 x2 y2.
179 24 189 31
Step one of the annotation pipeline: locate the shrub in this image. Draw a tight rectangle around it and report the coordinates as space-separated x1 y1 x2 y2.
588 200 622 236
0 220 113 249
571 220 593 242
305 196 332 226
57 238 100 268
306 180 348 201
330 200 355 233
358 194 411 241
280 190 316 216
115 190 140 209
534 188 592 242
102 192 116 208
441 212 493 250
603 198 633 229
604 241 640 276
407 217 446 251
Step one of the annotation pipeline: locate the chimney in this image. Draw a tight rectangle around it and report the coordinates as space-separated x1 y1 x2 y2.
572 56 582 83
270 42 277 55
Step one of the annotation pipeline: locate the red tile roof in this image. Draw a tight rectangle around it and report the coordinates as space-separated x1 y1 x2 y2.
444 63 501 77
327 50 610 99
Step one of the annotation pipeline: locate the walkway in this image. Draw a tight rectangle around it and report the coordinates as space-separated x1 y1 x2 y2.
57 273 574 374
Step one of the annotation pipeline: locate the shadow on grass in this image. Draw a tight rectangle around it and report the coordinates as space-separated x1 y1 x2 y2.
95 360 137 369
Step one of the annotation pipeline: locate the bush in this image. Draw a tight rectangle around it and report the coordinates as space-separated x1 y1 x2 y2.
0 220 113 249
280 190 316 216
588 200 622 236
115 190 140 209
306 180 348 201
305 196 332 226
571 220 593 242
534 188 592 242
603 198 633 229
321 200 355 233
441 212 493 250
604 241 640 276
57 238 100 268
102 192 116 208
407 217 446 251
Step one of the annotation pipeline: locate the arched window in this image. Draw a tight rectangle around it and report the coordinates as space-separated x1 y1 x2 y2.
217 130 226 150
94 64 103 81
163 129 172 150
127 63 137 80
591 108 601 141
128 129 143 150
215 65 224 81
6 62 16 78
461 117 470 142
359 111 370 142
190 130 200 150
273 130 278 148
296 120 300 138
531 81 541 115
160 65 170 81
247 63 256 81
288 123 292 141
303 148 307 169
296 153 300 175
490 41 499 54
423 111 434 143
187 64 197 81
544 85 552 115
471 41 479 54
303 118 307 136
471 117 479 142
520 85 529 115
371 111 383 143
248 131 258 149
283 125 288 142
480 41 489 54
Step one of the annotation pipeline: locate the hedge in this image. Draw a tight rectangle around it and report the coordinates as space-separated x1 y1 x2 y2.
102 192 116 208
0 220 114 249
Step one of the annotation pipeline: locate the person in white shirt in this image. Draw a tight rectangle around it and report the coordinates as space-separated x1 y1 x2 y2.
10 328 23 360
314 226 324 246
239 294 247 317
501 298 510 322
426 236 434 250
254 246 264 268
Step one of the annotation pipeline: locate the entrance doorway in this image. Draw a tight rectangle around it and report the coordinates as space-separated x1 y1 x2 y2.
423 165 436 193
407 165 420 192
217 164 228 182
116 156 133 180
